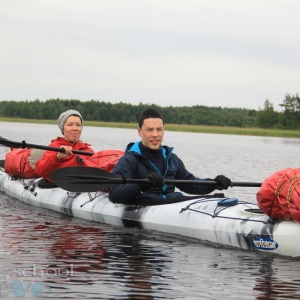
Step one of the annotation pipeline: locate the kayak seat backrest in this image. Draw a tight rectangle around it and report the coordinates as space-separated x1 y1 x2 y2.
244 208 264 214
38 178 58 189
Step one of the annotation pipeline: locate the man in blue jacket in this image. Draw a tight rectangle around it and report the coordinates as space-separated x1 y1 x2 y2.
109 109 232 204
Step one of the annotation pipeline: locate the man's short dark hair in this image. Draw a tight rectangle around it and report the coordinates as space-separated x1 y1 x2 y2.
138 109 164 128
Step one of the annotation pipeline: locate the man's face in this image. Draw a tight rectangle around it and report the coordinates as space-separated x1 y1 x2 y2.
138 118 164 150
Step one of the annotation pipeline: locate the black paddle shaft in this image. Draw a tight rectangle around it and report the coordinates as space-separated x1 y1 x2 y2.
0 137 93 156
51 166 262 193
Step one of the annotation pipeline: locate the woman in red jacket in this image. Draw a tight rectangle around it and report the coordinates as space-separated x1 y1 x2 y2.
35 110 94 183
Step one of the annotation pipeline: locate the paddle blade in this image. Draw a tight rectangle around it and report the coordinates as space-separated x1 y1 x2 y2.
51 167 123 192
51 166 262 193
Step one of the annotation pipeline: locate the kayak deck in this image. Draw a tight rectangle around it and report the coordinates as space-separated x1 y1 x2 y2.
1 167 300 258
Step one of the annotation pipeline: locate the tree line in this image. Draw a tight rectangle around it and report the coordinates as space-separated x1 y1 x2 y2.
0 94 299 129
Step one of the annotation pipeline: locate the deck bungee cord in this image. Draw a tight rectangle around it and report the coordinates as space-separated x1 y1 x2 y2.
180 198 277 225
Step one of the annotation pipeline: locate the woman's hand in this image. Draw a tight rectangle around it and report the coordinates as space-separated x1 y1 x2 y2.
56 145 73 160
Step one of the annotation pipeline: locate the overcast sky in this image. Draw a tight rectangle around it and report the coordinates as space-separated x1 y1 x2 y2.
1 0 300 111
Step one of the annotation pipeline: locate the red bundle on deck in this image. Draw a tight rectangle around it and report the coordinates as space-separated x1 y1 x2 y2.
83 150 124 172
256 168 300 222
5 148 45 178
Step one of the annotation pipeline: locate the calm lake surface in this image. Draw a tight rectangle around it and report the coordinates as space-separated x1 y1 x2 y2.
1 122 300 299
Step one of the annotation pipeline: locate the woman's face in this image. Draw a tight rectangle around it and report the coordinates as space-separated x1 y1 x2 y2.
63 115 82 143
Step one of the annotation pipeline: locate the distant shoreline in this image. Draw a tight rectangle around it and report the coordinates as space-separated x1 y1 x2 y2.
0 117 299 138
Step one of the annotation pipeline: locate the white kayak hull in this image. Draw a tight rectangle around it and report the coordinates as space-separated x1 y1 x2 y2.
1 168 300 258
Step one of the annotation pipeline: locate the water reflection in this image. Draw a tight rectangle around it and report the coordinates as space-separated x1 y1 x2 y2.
102 232 171 300
2 192 300 298
0 194 170 298
252 257 300 299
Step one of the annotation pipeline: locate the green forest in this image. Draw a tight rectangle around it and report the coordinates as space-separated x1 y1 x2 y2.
0 93 300 129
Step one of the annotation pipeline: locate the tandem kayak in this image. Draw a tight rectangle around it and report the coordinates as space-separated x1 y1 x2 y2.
1 165 300 258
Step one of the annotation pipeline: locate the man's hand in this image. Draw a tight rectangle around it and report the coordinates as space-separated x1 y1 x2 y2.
214 175 232 190
140 172 165 192
148 172 165 188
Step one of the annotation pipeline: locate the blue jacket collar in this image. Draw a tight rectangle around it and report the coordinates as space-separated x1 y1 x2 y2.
127 141 173 159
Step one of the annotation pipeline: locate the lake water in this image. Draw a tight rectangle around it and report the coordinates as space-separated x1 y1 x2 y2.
1 122 300 299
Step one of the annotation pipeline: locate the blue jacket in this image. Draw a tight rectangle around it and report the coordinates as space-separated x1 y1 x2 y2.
109 141 216 204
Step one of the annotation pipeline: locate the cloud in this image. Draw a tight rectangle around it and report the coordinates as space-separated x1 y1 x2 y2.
1 0 300 110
